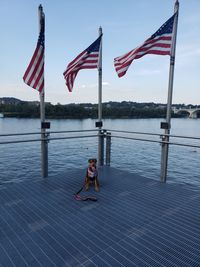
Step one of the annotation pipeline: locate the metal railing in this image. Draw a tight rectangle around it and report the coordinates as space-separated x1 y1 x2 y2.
107 129 200 149
0 128 200 181
0 129 98 144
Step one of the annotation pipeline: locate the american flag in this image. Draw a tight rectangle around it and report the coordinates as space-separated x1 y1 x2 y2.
114 13 176 78
23 10 45 93
63 35 102 92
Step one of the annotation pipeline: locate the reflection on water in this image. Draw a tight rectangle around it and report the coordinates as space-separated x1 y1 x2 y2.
0 118 199 187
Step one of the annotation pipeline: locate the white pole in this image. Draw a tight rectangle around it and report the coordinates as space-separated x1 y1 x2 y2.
38 5 48 177
98 26 103 166
160 0 179 182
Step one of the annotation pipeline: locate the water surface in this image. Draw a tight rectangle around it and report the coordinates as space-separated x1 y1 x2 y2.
0 118 199 187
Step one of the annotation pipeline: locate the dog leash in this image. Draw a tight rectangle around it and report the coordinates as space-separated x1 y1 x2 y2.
74 183 97 202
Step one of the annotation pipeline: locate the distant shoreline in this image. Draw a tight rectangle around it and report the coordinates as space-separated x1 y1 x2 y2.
0 114 188 119
1 98 199 119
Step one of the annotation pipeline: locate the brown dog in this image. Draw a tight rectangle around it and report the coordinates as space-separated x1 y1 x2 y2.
85 158 100 192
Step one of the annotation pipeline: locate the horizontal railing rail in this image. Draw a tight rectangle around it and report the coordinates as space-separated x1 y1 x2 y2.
0 129 99 137
0 131 42 137
0 134 97 145
111 135 200 149
106 129 200 141
0 129 200 147
47 129 99 134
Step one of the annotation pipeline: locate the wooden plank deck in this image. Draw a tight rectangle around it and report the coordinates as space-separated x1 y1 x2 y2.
0 167 200 267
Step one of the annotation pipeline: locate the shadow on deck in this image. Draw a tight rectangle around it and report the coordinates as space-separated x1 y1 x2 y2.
0 167 200 266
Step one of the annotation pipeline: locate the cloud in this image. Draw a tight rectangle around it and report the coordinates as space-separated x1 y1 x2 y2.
80 81 110 89
102 82 110 86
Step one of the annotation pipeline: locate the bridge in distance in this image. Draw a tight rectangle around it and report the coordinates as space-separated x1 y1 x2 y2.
173 107 200 118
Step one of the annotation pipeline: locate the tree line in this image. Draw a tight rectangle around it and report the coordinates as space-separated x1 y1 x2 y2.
0 100 199 119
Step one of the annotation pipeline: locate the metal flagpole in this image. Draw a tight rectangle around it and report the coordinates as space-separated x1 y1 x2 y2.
97 26 104 166
160 0 179 182
38 5 48 178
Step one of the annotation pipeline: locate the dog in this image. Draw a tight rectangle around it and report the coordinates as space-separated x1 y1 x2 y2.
85 158 100 192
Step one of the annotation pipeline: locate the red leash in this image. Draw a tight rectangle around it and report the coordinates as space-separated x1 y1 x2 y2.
74 194 97 201
74 183 97 201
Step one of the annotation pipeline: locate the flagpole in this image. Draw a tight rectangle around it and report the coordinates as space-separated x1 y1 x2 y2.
160 0 179 182
98 26 103 166
38 5 48 178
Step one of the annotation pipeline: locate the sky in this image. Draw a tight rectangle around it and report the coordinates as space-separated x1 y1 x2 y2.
0 0 199 105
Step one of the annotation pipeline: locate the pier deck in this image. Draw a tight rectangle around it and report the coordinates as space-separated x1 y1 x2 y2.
0 167 200 266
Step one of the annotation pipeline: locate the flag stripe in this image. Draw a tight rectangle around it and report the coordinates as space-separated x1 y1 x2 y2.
114 13 176 78
23 12 45 93
64 53 99 76
114 44 171 70
64 56 99 75
32 62 44 89
23 46 41 82
63 35 102 92
23 45 44 91
68 50 86 68
25 47 44 86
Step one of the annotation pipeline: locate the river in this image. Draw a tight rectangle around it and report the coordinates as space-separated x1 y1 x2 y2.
0 118 199 187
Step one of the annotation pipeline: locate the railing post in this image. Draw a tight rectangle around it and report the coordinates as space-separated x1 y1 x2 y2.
160 134 169 183
160 1 179 183
106 132 111 166
41 132 49 177
98 130 104 166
